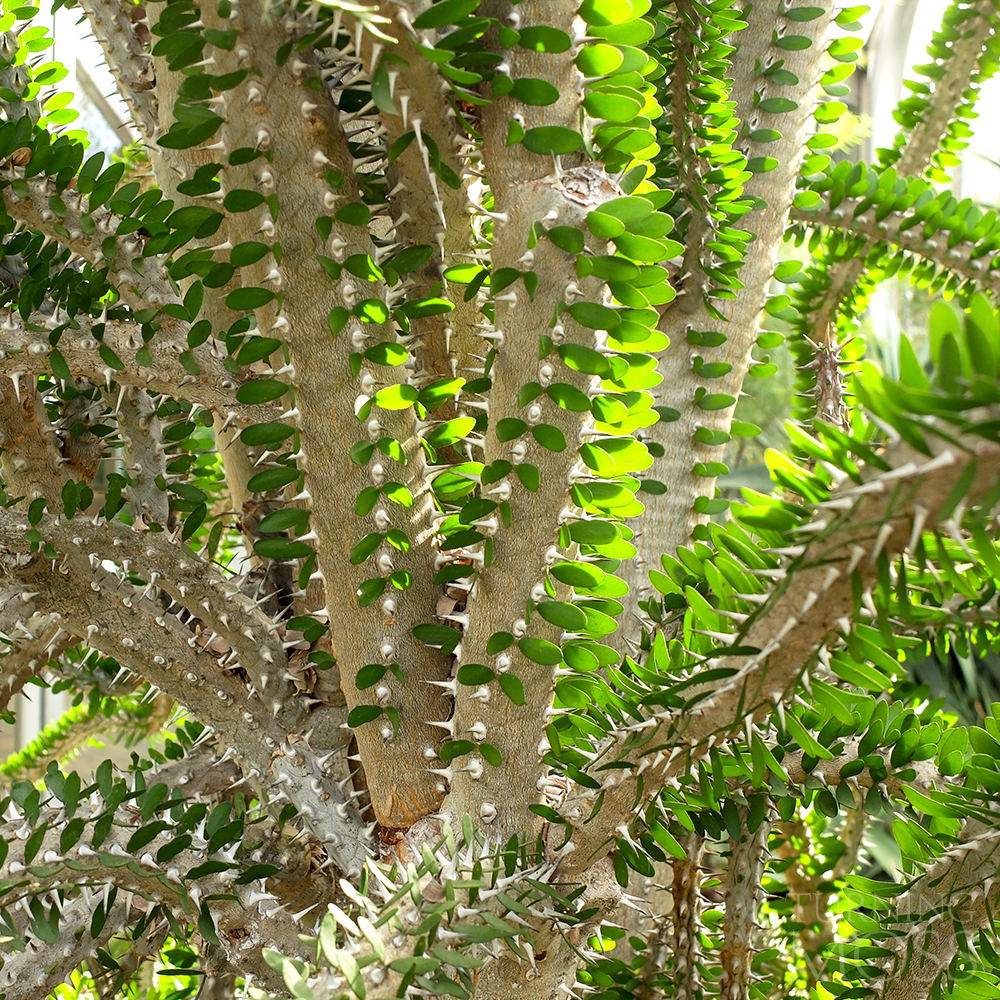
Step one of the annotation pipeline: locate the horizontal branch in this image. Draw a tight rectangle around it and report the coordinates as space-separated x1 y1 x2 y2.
0 165 177 312
790 201 1000 297
779 737 945 814
0 892 169 1000
0 793 311 996
0 311 276 424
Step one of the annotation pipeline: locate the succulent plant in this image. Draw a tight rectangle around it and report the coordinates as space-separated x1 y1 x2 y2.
0 1 997 1000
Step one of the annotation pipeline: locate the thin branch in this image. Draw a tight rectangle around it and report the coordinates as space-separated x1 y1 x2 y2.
781 738 943 800
0 795 313 996
373 12 484 449
0 689 173 781
890 0 999 179
669 835 705 1000
789 199 1000 298
720 810 771 1000
667 0 732 310
34 512 299 722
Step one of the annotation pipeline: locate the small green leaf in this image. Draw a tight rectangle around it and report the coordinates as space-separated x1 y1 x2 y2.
496 418 527 441
247 466 300 492
569 301 621 331
510 77 560 106
440 740 476 761
257 508 310 533
457 664 495 685
536 601 588 631
254 538 314 559
223 189 266 212
231 242 270 266
498 674 526 705
518 636 562 665
413 623 462 654
336 202 371 226
531 424 566 451
758 97 798 113
522 126 582 155
586 212 626 238
350 533 383 564
548 226 585 253
240 422 294 446
373 384 419 410
413 0 478 28
365 342 409 366
518 26 572 51
236 379 289 404
355 299 390 324
516 464 540 491
226 287 275 311
488 631 515 654
348 705 383 727
356 664 387 689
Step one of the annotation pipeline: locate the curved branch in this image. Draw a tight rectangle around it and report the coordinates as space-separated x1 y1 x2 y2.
0 515 371 874
561 436 1000 875
790 0 999 373
889 0 999 179
0 892 169 1000
28 511 299 721
0 796 313 997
